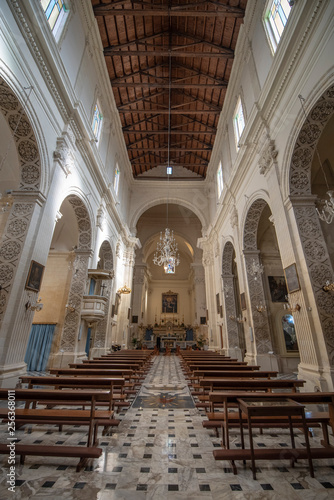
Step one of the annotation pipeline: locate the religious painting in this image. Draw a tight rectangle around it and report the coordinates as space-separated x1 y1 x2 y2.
132 315 138 324
162 291 177 313
200 316 206 325
25 260 45 292
114 292 121 315
284 263 300 294
268 276 288 302
216 293 220 314
240 292 246 311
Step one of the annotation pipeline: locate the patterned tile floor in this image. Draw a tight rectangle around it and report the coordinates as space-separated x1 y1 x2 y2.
0 355 334 499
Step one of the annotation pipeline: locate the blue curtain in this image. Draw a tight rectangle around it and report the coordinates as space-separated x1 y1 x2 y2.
85 327 92 356
145 328 153 341
24 324 56 372
186 329 193 341
89 279 96 295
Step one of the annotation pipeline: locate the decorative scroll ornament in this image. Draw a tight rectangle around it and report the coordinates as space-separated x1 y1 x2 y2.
248 259 264 281
117 284 131 294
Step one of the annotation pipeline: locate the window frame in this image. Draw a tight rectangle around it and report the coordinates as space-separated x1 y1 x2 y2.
233 97 245 149
217 161 224 198
114 163 120 196
40 0 69 42
92 102 103 144
263 0 292 54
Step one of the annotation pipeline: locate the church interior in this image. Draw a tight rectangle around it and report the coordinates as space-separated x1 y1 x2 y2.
0 0 334 497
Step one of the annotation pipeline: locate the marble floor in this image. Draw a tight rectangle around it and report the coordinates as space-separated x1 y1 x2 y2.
0 355 334 499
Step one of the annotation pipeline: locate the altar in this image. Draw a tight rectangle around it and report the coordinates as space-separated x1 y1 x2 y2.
161 336 177 348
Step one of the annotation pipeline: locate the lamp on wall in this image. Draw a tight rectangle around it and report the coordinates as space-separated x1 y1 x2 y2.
283 294 301 312
323 280 334 292
255 301 267 313
65 302 76 313
299 95 334 224
152 49 180 273
248 259 264 281
229 314 246 323
25 295 43 312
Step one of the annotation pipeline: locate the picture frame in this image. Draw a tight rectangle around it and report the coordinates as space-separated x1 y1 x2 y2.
268 276 288 302
240 292 246 311
132 315 138 324
162 291 177 313
200 316 206 325
284 263 300 294
25 260 45 292
216 293 220 314
114 292 121 315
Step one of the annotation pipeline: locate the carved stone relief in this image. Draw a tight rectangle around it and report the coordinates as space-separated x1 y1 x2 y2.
243 201 273 354
0 79 41 327
94 242 113 349
60 197 92 351
222 242 239 349
289 85 334 365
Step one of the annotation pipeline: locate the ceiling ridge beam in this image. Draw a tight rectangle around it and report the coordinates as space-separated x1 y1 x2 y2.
112 82 227 88
104 48 233 58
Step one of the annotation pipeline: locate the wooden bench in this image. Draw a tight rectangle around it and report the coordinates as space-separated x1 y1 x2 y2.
0 388 112 470
0 443 102 472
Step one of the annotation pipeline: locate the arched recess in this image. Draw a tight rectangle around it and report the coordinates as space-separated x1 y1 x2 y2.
289 83 334 366
243 199 273 357
221 241 245 355
91 240 114 354
59 195 92 357
0 77 42 328
130 196 208 234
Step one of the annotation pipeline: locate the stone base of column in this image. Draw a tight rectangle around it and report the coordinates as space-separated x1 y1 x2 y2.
0 362 27 388
89 347 109 359
48 351 87 369
225 347 243 362
246 353 280 372
298 363 334 392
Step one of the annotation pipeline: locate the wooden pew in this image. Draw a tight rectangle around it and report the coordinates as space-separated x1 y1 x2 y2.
208 391 334 476
0 388 111 471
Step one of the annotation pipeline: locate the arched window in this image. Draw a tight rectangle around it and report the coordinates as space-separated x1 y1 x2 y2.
233 97 245 148
217 162 223 197
114 163 120 195
263 0 292 54
282 314 299 352
41 0 68 41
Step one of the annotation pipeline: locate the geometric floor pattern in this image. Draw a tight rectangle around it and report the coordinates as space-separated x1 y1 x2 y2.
0 354 334 499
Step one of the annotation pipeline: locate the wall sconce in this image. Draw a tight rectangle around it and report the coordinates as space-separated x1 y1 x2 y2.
117 284 131 294
65 302 76 313
283 294 301 312
229 314 246 323
323 280 334 292
25 295 43 312
255 302 267 313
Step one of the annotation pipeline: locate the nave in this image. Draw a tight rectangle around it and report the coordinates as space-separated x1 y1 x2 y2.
0 355 334 499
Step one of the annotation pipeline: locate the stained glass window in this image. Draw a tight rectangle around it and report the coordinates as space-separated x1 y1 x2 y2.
41 0 66 36
114 164 120 195
233 98 245 147
92 103 103 142
264 0 292 52
217 162 223 197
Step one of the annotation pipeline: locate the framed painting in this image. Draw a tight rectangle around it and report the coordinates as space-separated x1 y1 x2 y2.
240 292 246 311
200 316 206 325
162 291 177 313
216 293 220 314
284 263 300 294
25 260 45 292
114 292 121 315
132 315 138 324
268 276 288 302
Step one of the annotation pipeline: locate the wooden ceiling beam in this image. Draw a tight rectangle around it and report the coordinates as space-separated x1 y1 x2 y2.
117 90 167 109
118 109 220 114
129 147 212 152
94 6 245 18
123 130 213 135
112 82 227 88
104 48 233 58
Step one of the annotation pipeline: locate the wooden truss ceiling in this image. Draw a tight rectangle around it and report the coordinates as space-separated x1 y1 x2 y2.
92 0 247 180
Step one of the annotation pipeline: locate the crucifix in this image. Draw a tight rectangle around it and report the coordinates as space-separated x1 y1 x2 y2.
100 283 106 296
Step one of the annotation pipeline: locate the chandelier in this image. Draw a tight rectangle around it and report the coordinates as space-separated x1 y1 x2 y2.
153 45 180 273
299 95 334 224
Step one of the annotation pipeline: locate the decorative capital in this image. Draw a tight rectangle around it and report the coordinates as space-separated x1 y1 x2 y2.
259 139 278 175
